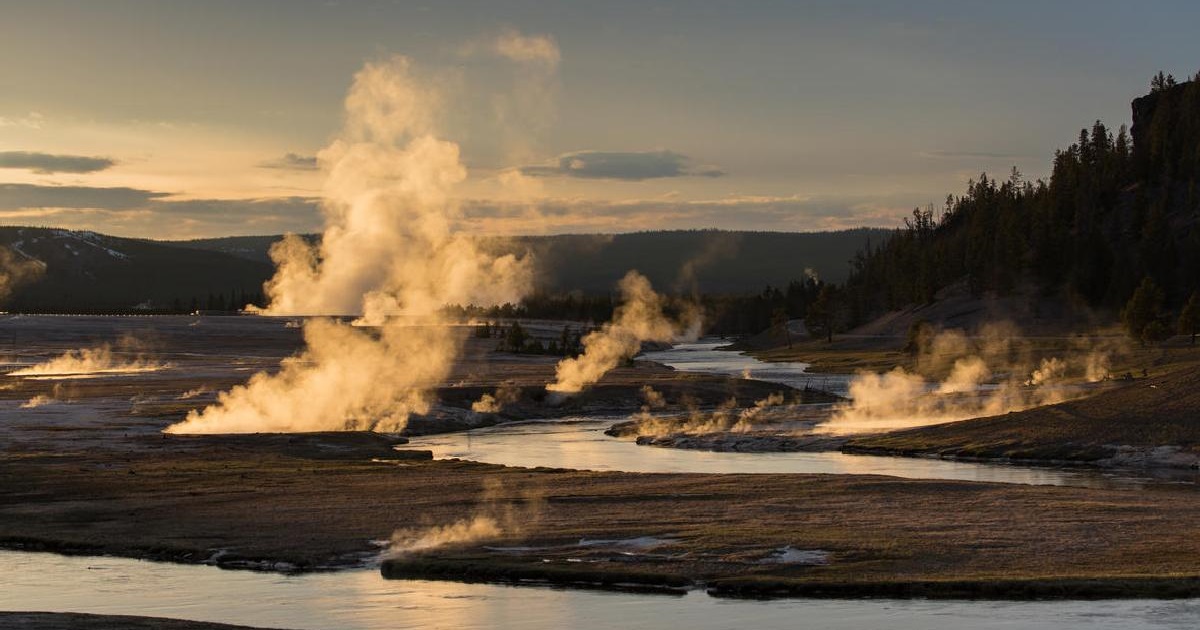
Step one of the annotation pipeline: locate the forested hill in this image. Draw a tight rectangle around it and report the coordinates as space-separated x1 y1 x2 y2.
0 227 273 312
0 228 887 312
174 229 890 294
842 74 1200 332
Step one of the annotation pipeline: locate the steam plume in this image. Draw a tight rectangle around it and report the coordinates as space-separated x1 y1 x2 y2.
0 246 45 304
817 325 1120 435
8 344 168 379
388 478 543 556
166 56 531 435
471 383 520 414
546 271 694 395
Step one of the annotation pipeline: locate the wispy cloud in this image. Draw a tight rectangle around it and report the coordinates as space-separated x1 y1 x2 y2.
0 151 116 174
0 181 914 239
493 28 560 68
919 150 1030 160
0 190 320 239
0 183 166 209
460 193 915 234
520 150 724 181
258 152 319 171
0 113 45 129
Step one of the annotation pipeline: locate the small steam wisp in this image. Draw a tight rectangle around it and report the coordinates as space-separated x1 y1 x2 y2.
388 478 543 556
0 246 45 304
546 271 696 396
8 344 169 379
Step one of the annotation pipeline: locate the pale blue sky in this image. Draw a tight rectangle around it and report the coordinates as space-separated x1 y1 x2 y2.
1 0 1197 238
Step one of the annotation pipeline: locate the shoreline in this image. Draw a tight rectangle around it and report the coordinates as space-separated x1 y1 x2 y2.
7 542 1200 602
0 612 277 630
7 433 1200 602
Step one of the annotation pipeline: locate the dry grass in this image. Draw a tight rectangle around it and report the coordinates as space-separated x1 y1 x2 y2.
5 433 1200 598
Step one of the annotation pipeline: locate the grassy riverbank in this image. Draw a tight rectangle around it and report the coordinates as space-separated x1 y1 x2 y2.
5 431 1200 599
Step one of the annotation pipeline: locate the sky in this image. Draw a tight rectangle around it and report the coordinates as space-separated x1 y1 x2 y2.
1 0 1198 240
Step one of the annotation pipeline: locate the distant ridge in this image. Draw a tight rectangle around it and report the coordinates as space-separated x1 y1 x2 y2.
172 228 891 295
0 227 889 311
0 227 273 312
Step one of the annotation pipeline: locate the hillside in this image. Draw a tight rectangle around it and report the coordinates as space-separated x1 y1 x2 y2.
841 77 1200 334
0 227 273 311
0 227 888 312
172 229 890 294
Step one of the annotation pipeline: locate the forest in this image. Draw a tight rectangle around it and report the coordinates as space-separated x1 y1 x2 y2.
839 73 1200 339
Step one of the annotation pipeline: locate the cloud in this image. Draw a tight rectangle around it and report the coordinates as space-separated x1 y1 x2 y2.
0 183 166 209
520 150 725 181
460 193 918 234
258 152 319 171
919 150 1029 160
0 151 116 174
0 185 320 239
493 29 560 68
147 196 320 231
0 113 45 129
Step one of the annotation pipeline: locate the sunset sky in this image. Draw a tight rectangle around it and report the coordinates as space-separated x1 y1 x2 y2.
2 0 1198 239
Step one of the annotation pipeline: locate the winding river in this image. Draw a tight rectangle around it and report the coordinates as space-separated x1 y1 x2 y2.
4 551 1199 630
6 336 1198 628
405 341 1188 489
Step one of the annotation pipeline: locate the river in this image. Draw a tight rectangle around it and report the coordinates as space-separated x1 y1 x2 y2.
4 332 1197 628
3 551 1199 630
403 341 1185 489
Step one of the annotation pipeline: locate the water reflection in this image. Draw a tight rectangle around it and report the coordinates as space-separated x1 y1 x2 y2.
3 551 1199 630
641 340 854 396
405 419 1161 489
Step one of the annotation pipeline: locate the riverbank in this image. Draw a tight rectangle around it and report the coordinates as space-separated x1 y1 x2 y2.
844 362 1200 469
5 430 1200 600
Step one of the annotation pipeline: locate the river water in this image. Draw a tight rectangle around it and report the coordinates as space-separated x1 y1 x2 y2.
3 551 1199 630
642 340 855 396
5 334 1198 628
405 418 1149 488
404 341 1180 489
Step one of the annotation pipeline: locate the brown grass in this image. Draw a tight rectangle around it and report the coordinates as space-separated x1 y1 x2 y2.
5 432 1200 598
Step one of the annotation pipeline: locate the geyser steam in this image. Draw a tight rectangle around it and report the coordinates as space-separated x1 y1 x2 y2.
817 325 1119 435
388 478 543 556
546 271 694 396
8 343 169 379
0 246 44 304
166 56 531 434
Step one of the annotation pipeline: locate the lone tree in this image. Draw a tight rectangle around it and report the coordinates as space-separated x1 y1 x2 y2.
770 307 792 348
1122 276 1165 344
806 285 837 343
1179 291 1200 345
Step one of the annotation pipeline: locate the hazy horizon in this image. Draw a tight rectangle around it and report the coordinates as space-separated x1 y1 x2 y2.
2 1 1199 239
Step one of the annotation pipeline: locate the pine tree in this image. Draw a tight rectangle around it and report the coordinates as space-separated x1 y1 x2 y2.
1122 277 1165 344
1179 291 1200 345
806 285 836 343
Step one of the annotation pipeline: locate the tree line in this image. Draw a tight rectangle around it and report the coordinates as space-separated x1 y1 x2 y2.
837 73 1200 343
